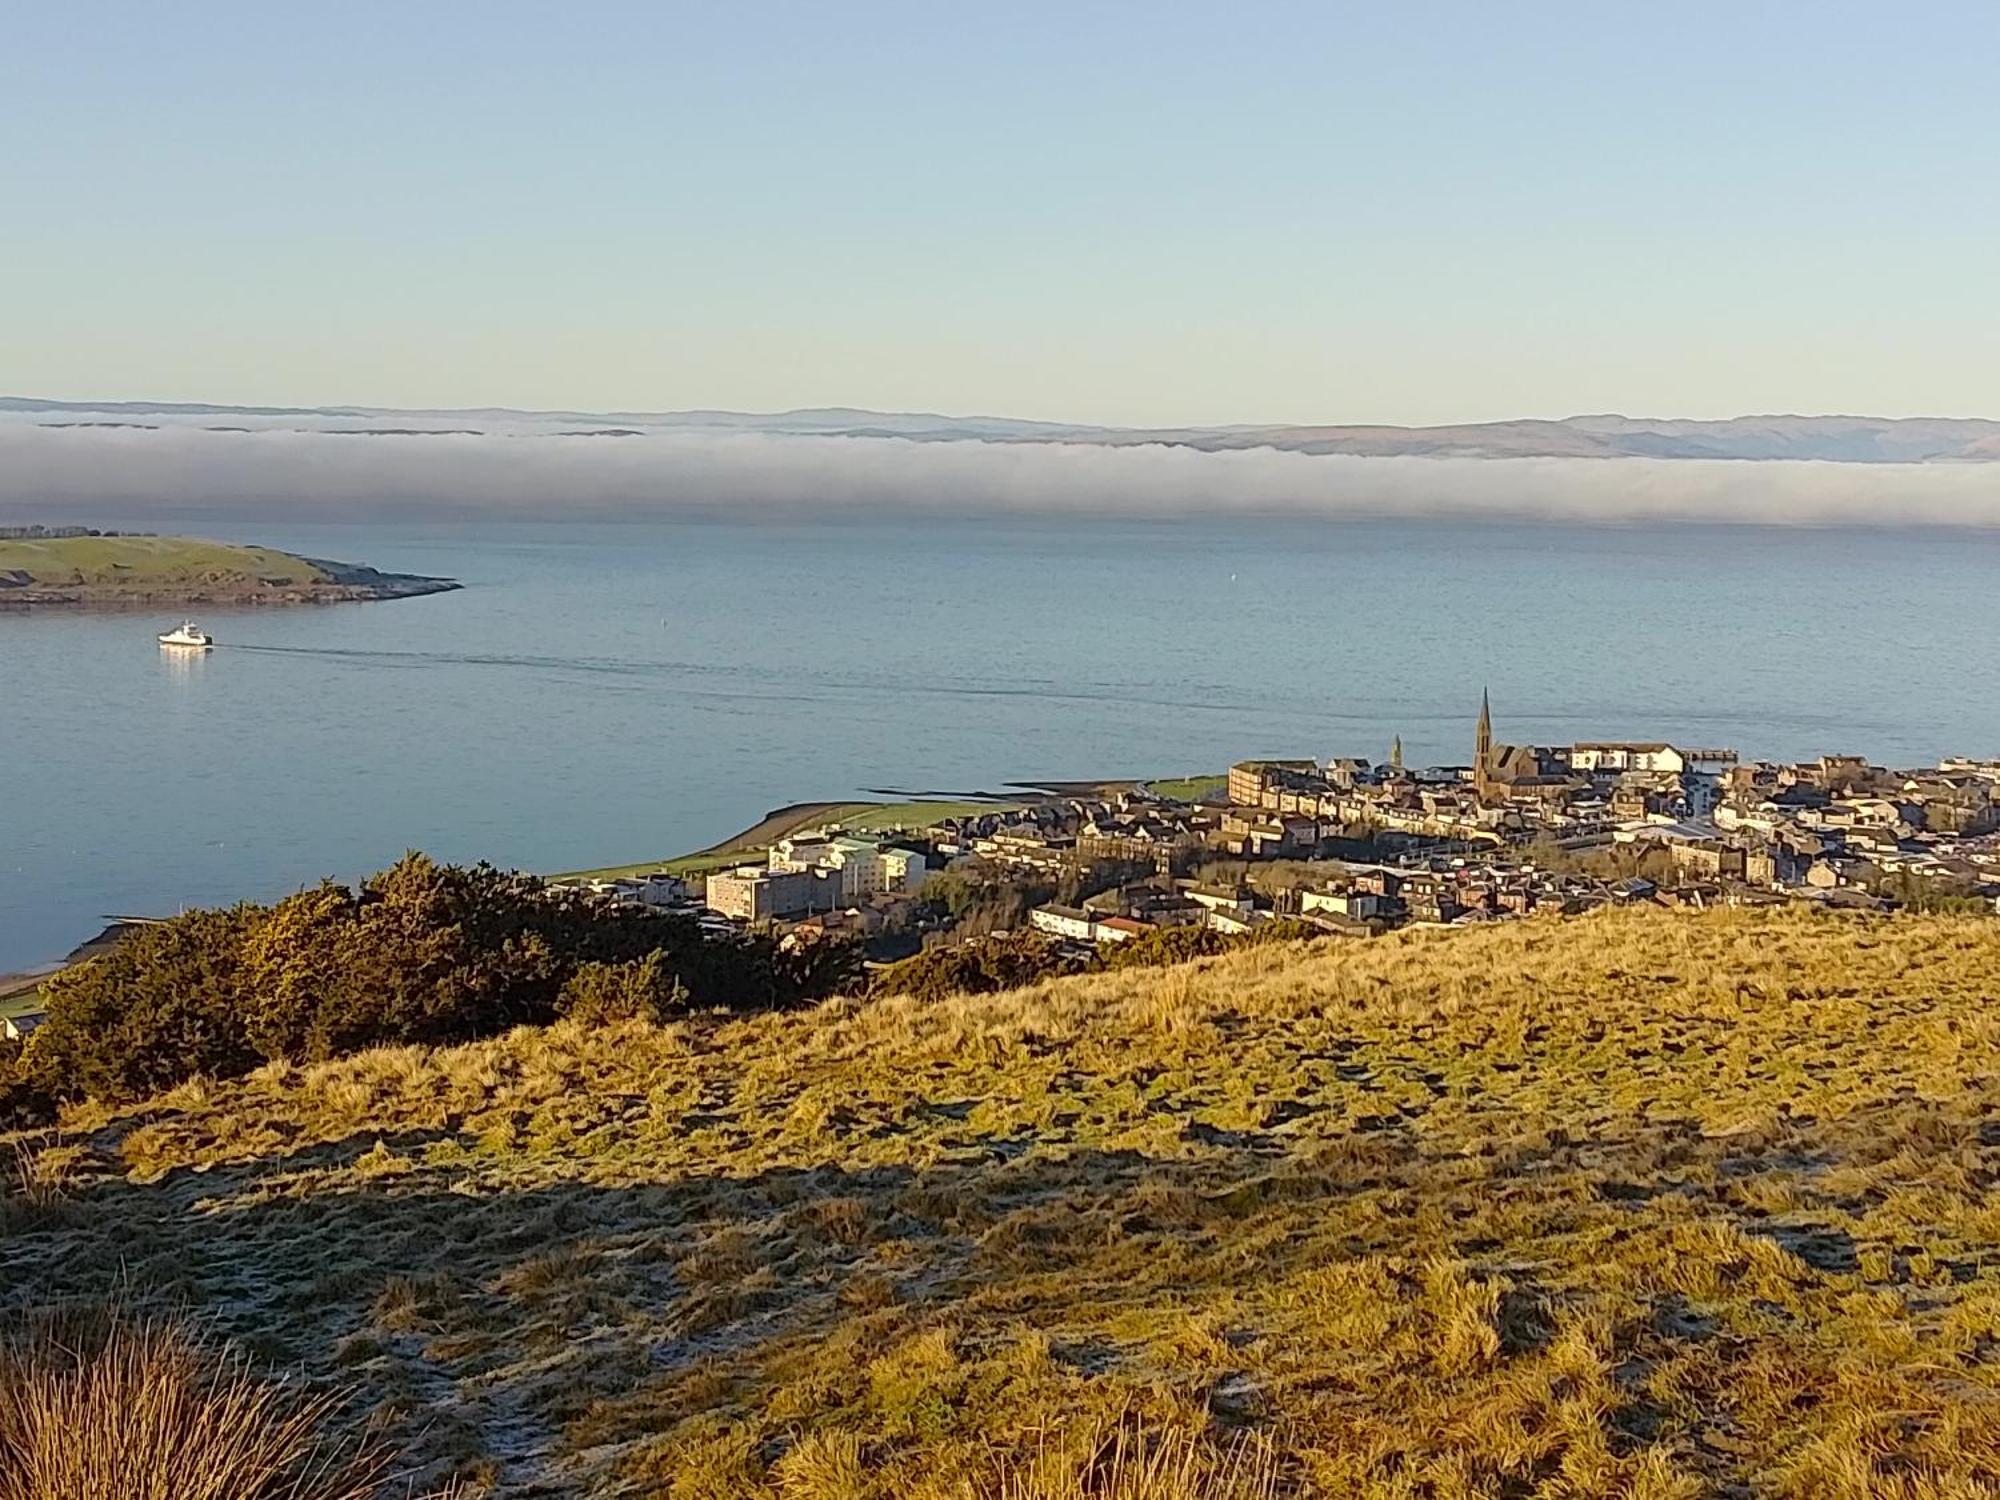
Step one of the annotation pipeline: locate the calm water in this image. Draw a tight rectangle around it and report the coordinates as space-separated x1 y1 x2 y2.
4 516 1999 970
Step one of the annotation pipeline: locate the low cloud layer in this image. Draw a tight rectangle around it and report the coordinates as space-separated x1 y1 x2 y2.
5 422 1999 527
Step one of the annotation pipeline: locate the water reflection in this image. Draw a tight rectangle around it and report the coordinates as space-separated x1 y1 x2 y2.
157 644 209 685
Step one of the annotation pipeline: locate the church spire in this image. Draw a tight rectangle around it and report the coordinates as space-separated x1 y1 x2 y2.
1475 688 1494 800
1390 733 1403 771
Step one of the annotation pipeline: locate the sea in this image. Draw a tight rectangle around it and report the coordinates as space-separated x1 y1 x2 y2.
5 515 2000 971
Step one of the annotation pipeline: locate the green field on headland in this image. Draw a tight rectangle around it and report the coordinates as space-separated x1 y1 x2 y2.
556 798 1018 880
0 534 330 587
0 533 457 606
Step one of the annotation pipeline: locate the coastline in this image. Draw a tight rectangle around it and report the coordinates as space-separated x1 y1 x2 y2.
0 533 460 610
0 573 460 609
550 795 1032 881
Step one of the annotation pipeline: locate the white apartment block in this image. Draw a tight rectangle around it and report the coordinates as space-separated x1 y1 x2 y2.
769 834 929 904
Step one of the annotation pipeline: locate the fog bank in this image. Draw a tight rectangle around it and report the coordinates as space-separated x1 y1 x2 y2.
4 422 1999 527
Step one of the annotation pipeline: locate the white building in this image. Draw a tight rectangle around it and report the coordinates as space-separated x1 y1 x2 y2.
706 864 840 922
1300 888 1383 920
1030 905 1098 942
877 845 929 894
1571 743 1687 774
1183 884 1253 914
769 835 929 903
1570 743 1738 776
604 872 690 907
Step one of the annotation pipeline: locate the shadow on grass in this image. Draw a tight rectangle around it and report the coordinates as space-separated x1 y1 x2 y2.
7 1084 2000 1495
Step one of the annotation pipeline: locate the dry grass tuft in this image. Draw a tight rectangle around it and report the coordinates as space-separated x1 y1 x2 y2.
981 1418 1283 1500
0 1311 390 1500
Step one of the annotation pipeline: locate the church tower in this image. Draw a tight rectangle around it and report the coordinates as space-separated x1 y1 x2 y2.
1390 734 1403 771
1475 688 1493 798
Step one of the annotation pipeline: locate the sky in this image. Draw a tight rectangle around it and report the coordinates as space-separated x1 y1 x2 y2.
5 1 1997 427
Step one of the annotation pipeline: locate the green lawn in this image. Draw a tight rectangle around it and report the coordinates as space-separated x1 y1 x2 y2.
553 799 1020 882
825 798 1016 833
0 984 45 1022
0 534 328 587
1145 773 1227 802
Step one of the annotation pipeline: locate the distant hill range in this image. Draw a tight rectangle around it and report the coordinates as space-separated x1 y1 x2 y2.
6 396 2000 462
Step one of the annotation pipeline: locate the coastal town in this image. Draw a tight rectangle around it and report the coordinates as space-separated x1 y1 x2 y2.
551 692 2000 968
23 695 1984 1042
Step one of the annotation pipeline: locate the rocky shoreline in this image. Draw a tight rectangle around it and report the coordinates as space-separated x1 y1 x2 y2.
0 562 459 609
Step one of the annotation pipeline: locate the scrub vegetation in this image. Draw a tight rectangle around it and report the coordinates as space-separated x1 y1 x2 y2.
0 854 856 1124
8 907 2000 1497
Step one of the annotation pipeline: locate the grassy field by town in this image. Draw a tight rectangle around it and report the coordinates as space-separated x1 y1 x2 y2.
0 534 331 587
0 981 44 1020
10 906 2000 1496
557 799 1019 881
1143 774 1227 803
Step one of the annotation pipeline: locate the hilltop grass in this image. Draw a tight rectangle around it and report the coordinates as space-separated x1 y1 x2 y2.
558 798 1018 881
10 907 2000 1495
0 535 330 587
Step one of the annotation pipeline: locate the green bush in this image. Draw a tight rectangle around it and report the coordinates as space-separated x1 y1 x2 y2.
872 917 1328 1005
33 905 264 1104
0 1038 54 1132
24 853 860 1113
1097 918 1322 973
558 952 687 1025
1094 924 1233 970
870 932 1082 1002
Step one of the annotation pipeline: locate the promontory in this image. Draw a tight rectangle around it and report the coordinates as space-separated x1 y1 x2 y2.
0 530 459 608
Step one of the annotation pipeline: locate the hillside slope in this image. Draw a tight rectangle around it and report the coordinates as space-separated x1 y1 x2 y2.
9 908 2000 1496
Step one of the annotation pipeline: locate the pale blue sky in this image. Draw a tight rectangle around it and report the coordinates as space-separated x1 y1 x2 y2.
5 2 1996 425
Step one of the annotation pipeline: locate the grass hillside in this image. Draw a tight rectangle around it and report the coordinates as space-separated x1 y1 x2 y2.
9 908 2000 1496
0 534 330 587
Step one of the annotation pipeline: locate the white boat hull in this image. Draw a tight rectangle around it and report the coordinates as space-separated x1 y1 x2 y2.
157 621 214 648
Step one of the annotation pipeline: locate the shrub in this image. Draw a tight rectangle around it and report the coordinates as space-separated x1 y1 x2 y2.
874 918 1326 1003
872 933 1084 1002
0 1039 54 1132
31 904 263 1103
0 1310 394 1500
1094 925 1233 971
29 852 861 1109
1096 918 1321 975
558 952 686 1025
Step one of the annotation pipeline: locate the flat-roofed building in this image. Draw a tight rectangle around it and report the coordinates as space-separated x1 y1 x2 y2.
705 864 840 922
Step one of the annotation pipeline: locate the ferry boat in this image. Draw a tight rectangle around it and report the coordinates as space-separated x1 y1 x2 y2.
157 621 214 649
